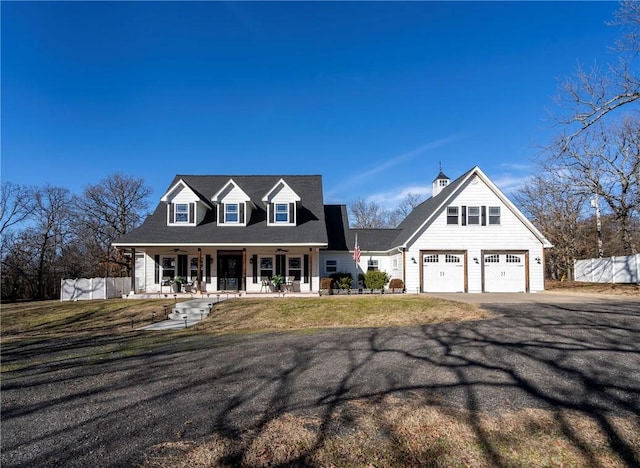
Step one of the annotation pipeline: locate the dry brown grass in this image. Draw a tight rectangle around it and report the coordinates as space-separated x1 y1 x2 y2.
546 280 640 296
0 299 177 343
142 395 640 468
195 295 491 334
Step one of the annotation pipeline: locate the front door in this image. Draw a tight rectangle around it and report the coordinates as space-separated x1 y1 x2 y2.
218 254 243 290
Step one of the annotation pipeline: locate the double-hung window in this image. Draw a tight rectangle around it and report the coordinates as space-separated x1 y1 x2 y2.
489 206 501 225
275 203 289 223
259 257 274 278
225 203 239 223
325 259 337 274
447 206 458 225
175 204 189 223
468 206 480 225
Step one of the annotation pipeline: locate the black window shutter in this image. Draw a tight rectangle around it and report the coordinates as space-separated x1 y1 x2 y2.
461 206 467 226
189 203 194 223
481 206 486 226
155 255 160 283
252 255 258 283
240 203 245 224
289 202 295 223
303 255 309 283
269 203 274 224
178 255 188 277
275 254 285 276
219 204 224 224
169 203 175 223
205 255 211 283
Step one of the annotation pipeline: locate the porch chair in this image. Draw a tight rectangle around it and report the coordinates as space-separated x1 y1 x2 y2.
160 277 172 294
260 277 271 293
284 276 295 292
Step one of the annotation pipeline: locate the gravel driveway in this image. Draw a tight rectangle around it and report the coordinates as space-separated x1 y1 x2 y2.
2 295 639 467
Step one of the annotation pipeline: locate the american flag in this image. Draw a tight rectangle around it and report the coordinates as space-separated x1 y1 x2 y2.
353 233 361 263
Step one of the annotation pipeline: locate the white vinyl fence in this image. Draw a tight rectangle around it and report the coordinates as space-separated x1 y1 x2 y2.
60 277 132 301
574 254 640 284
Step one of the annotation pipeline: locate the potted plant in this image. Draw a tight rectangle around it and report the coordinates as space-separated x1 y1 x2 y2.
271 274 284 291
172 276 185 293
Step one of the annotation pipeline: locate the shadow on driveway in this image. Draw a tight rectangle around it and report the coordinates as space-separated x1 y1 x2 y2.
2 298 639 467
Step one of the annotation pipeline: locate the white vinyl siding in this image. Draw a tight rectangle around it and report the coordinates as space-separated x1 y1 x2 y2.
404 177 545 293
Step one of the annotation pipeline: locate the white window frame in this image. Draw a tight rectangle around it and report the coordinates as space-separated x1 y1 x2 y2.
447 206 458 225
225 203 239 224
287 256 302 280
275 203 289 223
259 256 274 279
468 206 480 225
161 256 177 281
489 206 501 225
325 259 338 274
188 256 203 283
367 259 379 271
174 203 189 223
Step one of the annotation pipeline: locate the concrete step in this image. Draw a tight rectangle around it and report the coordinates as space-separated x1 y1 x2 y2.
169 299 216 321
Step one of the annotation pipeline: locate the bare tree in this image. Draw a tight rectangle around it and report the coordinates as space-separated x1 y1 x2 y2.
0 182 35 235
547 116 639 255
349 197 393 228
555 1 640 140
74 172 151 275
515 173 587 280
396 192 425 218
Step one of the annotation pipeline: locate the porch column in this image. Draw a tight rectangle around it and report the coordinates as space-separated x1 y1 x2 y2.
197 248 202 292
309 248 313 291
402 248 406 292
130 248 136 293
242 248 247 291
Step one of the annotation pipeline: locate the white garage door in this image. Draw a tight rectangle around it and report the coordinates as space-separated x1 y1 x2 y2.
484 253 526 292
423 253 465 292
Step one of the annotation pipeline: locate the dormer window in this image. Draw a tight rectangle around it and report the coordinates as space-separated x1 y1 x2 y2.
263 178 300 226
175 204 189 223
212 179 252 226
225 203 239 223
275 203 289 223
168 202 195 225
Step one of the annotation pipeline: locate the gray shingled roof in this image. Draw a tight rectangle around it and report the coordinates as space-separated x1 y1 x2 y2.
324 204 401 252
114 175 328 246
392 166 476 247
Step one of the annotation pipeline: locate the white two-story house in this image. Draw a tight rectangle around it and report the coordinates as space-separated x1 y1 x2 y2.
113 166 552 294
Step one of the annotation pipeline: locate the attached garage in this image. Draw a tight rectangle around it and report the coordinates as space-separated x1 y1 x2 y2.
422 252 466 292
483 252 527 292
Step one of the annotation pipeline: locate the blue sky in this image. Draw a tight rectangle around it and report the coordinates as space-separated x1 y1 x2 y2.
2 1 621 211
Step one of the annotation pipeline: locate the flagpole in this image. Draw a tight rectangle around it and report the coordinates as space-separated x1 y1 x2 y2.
354 232 360 287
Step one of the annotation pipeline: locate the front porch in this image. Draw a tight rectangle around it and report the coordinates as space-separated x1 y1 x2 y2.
124 289 318 300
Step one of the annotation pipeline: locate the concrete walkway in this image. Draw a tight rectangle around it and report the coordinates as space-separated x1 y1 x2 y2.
138 296 232 331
